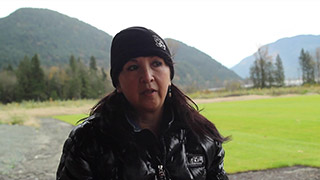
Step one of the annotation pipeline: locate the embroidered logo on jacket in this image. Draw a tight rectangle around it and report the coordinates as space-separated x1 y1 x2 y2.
187 154 204 167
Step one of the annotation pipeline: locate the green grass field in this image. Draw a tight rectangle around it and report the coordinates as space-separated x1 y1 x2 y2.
199 94 320 173
53 95 320 173
53 114 88 125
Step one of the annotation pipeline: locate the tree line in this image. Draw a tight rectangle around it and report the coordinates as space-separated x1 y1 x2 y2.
0 54 113 103
299 48 320 84
250 47 320 88
250 47 285 88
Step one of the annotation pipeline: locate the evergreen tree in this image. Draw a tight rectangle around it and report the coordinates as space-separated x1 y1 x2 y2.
250 47 272 88
101 67 107 80
250 60 260 88
299 49 315 84
0 70 18 103
30 54 46 100
16 54 46 101
265 61 274 87
299 49 306 82
87 56 100 98
1 53 114 102
80 75 90 98
16 56 33 100
258 57 267 88
66 56 82 99
78 59 90 98
69 55 77 73
67 77 82 99
89 56 97 71
274 54 285 86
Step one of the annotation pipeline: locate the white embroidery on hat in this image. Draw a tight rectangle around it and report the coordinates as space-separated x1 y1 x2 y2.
152 35 166 51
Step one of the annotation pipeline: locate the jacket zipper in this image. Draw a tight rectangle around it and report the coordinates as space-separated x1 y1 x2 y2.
156 136 168 180
157 164 166 180
161 136 167 166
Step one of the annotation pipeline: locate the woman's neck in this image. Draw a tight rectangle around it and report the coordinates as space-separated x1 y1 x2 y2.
136 108 163 136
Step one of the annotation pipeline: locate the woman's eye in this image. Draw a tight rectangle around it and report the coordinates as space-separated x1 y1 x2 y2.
127 65 138 71
152 61 163 67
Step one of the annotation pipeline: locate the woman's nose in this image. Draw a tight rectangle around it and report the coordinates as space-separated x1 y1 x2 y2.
140 67 154 83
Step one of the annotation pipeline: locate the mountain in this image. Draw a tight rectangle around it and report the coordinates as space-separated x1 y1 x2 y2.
232 35 320 79
0 8 241 89
0 8 112 67
166 39 242 89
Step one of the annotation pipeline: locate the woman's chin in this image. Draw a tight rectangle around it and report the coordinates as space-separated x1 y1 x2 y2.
138 103 162 114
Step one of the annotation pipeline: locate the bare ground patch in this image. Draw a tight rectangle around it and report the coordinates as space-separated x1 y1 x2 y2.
194 94 299 104
0 102 93 126
0 118 73 180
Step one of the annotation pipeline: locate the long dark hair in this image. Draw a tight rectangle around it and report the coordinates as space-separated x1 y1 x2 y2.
169 84 228 142
90 84 228 143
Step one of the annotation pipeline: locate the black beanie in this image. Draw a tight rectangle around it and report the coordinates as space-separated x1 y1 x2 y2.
110 26 174 87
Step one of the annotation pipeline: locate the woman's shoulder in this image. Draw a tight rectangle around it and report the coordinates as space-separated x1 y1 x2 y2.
199 135 223 152
58 114 118 178
68 113 127 145
69 114 100 137
68 113 114 146
65 114 118 155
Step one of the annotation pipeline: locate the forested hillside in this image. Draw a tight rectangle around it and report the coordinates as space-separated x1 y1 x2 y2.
0 8 112 67
0 54 112 103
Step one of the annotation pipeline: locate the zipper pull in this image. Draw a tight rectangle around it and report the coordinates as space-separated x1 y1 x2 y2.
157 165 166 180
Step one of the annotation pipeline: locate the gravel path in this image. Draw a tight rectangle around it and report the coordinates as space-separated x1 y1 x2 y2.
0 118 73 180
0 117 319 180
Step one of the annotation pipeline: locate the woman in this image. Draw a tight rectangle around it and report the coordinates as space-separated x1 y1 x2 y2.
57 26 229 180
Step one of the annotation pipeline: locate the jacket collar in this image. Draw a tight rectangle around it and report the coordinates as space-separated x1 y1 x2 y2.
125 106 175 133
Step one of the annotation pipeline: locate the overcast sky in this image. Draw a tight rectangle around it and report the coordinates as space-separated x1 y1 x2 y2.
1 0 320 68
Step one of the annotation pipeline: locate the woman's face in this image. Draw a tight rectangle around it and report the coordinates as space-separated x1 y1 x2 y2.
117 56 171 114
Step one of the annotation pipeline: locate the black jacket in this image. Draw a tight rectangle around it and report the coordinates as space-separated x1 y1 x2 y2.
56 112 228 180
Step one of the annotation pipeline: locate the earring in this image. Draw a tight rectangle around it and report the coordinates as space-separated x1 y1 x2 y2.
168 85 172 98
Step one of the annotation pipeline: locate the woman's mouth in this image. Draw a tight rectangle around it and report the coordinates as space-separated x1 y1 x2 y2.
141 89 157 95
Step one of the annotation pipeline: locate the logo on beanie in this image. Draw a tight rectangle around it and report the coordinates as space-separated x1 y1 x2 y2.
153 35 166 51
